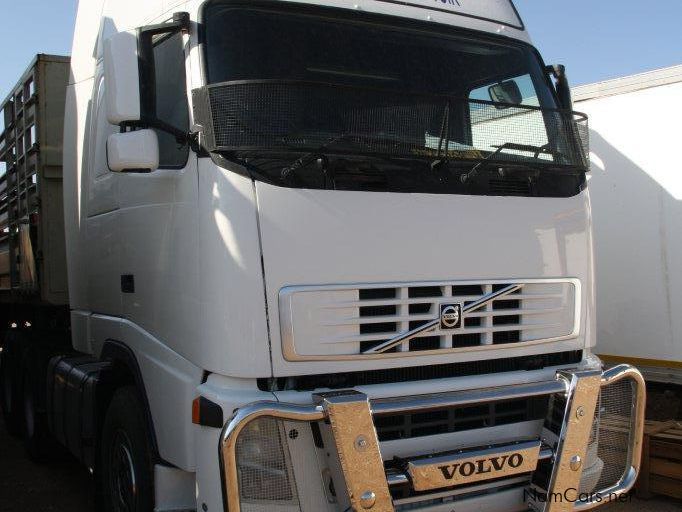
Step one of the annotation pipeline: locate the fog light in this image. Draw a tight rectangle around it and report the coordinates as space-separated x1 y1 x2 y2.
579 378 636 495
235 417 299 505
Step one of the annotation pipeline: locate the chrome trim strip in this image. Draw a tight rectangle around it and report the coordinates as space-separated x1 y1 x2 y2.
362 318 440 355
460 283 525 314
362 284 524 354
371 378 568 416
279 278 581 362
392 476 530 506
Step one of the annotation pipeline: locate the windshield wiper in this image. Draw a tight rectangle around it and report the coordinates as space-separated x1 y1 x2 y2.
430 100 451 172
460 142 565 183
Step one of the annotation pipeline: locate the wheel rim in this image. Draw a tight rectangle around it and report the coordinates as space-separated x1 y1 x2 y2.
109 429 137 512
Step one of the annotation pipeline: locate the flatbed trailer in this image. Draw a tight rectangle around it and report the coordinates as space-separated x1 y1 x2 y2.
0 54 69 328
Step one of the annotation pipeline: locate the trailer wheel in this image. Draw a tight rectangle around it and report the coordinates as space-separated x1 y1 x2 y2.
100 386 155 512
0 330 25 436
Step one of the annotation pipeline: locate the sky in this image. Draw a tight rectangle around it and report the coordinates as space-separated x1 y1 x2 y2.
0 0 77 101
0 0 681 100
514 0 682 85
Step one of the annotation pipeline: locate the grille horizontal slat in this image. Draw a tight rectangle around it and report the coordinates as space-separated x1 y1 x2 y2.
322 307 564 326
321 322 565 344
466 307 563 318
280 279 579 360
323 292 565 309
323 314 434 326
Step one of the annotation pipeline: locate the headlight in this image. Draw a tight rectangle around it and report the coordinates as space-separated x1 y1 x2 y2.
235 418 299 505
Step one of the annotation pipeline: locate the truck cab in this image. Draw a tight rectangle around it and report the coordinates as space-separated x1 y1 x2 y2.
4 0 644 511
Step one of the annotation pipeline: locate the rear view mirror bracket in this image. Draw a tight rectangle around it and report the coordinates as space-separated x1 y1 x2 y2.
120 118 187 145
104 12 190 131
546 64 573 110
136 12 191 142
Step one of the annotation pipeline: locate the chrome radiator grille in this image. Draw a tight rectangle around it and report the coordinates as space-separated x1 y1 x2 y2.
280 279 579 360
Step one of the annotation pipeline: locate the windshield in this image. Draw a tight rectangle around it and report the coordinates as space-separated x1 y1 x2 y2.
200 3 588 196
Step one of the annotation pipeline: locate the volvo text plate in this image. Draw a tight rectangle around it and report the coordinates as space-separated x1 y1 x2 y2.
407 440 542 492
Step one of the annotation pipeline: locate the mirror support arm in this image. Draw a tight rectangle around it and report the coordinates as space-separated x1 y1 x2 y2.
546 64 573 110
123 118 188 144
134 12 191 141
139 12 190 39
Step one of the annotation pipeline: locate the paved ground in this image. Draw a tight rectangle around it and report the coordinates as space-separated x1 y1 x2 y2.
601 496 681 512
0 416 679 511
0 419 93 512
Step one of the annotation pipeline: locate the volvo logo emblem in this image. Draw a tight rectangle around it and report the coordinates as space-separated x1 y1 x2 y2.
438 453 524 480
440 303 462 329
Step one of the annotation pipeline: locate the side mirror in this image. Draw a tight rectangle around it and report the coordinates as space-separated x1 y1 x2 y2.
488 80 522 108
107 129 159 172
103 12 190 130
103 30 141 125
547 64 573 110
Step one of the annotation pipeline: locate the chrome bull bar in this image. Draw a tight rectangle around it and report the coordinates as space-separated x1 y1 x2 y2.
219 364 645 512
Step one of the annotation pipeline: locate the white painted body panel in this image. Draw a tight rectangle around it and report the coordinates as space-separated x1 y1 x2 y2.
196 159 271 376
89 314 204 470
575 66 682 367
257 181 595 376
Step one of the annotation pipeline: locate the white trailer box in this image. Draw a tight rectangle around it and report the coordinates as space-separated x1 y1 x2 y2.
574 65 682 383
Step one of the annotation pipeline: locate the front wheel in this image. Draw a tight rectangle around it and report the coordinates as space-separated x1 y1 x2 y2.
100 386 155 512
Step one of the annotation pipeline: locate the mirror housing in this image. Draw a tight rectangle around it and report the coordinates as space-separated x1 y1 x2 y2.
488 80 522 108
547 64 573 110
107 129 159 172
104 30 141 125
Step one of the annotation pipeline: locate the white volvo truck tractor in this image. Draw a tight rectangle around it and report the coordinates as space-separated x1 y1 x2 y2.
0 1 645 511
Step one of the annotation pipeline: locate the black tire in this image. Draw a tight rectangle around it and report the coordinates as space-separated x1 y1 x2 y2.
1 330 26 436
100 386 155 512
22 354 54 461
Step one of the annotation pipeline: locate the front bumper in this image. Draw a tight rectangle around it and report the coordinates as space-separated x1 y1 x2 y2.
219 364 645 512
